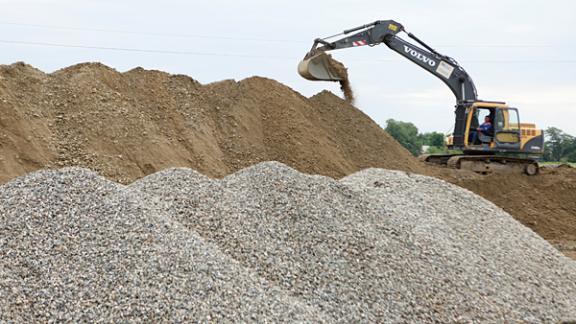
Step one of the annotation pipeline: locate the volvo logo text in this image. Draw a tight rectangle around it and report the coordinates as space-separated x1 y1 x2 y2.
403 45 436 67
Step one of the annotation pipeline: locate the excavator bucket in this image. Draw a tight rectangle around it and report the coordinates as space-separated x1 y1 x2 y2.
297 52 344 81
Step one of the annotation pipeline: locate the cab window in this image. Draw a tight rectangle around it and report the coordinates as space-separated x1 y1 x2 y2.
495 108 520 131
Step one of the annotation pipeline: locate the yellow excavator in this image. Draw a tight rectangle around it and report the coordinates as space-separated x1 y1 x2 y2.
298 20 543 175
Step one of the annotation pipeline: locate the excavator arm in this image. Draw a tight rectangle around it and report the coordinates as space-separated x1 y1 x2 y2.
299 20 478 102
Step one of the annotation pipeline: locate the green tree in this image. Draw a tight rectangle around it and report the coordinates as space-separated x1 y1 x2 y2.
562 136 576 162
544 127 575 162
419 131 445 148
565 148 576 162
385 119 421 156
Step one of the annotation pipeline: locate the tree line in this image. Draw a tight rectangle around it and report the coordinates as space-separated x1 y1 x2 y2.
385 119 576 162
543 127 576 162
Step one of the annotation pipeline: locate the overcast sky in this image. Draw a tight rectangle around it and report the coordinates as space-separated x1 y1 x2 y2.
1 0 575 134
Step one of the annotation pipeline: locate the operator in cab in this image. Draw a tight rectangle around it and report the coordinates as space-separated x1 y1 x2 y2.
472 115 494 145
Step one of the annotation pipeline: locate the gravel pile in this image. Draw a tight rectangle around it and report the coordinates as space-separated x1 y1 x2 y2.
1 162 576 322
0 167 329 322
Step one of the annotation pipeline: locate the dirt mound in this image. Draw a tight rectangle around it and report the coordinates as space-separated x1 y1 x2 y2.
0 62 422 184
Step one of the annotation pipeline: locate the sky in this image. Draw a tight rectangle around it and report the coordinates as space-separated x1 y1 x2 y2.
1 0 575 135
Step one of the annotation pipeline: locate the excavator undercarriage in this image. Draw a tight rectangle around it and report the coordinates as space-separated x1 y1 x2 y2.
419 154 539 175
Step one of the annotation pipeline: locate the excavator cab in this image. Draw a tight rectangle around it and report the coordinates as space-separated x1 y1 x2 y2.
463 102 522 152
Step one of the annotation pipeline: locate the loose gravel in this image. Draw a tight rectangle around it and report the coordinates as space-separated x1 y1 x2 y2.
0 167 329 322
1 162 575 322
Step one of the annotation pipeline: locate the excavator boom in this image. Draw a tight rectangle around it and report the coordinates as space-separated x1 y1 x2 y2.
298 20 477 102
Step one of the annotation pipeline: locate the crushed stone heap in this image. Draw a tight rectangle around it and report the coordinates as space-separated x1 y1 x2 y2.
1 162 575 322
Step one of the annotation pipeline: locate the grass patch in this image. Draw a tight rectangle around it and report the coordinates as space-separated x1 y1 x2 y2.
540 162 576 167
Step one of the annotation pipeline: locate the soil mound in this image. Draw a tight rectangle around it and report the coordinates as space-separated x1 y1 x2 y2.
0 62 421 184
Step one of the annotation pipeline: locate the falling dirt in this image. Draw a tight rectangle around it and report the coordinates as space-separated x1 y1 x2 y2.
324 54 355 104
0 62 575 259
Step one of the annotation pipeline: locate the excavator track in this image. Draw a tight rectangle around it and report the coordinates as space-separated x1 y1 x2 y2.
446 155 539 175
418 154 453 165
420 154 539 175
